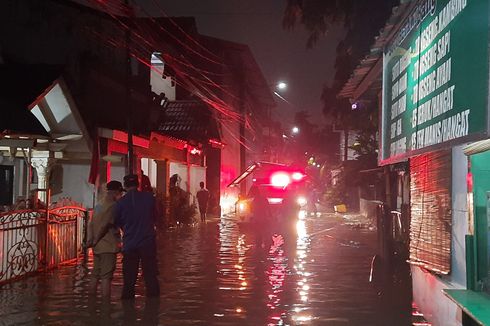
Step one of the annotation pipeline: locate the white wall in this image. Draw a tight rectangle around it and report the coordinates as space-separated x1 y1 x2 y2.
411 145 468 326
50 163 95 209
189 166 206 204
150 61 176 101
110 164 126 184
170 162 188 191
141 157 157 187
411 267 463 326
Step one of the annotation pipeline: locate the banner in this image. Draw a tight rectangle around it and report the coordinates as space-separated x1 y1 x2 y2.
381 0 489 164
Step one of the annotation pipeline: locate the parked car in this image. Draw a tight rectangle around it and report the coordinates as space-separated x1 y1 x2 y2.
228 162 307 223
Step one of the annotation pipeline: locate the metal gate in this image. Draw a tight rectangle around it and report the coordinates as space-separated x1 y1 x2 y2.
0 205 87 284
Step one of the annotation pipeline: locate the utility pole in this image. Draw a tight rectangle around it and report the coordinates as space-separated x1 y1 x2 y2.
125 0 134 175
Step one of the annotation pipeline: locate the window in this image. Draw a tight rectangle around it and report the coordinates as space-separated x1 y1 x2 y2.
0 165 14 206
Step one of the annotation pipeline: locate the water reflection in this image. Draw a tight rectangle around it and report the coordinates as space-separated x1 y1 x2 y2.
292 210 314 324
265 234 287 325
0 212 419 325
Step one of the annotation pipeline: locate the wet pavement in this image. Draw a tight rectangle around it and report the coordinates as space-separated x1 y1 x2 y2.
0 211 414 325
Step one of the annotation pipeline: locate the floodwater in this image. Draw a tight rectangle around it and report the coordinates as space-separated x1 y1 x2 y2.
0 211 417 325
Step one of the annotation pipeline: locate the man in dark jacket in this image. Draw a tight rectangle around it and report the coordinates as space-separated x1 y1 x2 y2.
115 174 160 299
196 181 210 222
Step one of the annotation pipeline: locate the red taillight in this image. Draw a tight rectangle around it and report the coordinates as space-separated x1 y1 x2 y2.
270 172 291 188
292 172 305 181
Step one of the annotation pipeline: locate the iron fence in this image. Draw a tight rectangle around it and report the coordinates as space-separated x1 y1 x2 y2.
0 206 87 284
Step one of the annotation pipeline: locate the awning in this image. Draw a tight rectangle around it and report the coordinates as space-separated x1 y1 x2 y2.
463 139 490 156
227 162 258 187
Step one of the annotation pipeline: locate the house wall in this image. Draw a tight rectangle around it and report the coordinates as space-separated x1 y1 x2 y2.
411 145 468 326
150 61 176 101
50 162 95 209
141 157 158 188
206 147 221 214
110 163 126 185
189 166 206 204
170 162 188 190
220 119 241 214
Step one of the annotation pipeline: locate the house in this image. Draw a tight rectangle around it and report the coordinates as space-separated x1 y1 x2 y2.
0 64 93 208
0 0 274 217
198 36 276 213
340 1 490 325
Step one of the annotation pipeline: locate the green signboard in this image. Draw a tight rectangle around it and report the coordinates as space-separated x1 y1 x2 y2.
381 0 489 164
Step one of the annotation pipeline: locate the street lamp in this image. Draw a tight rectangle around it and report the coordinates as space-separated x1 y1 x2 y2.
276 81 287 91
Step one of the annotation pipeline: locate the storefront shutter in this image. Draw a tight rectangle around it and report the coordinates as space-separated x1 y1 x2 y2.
409 150 452 274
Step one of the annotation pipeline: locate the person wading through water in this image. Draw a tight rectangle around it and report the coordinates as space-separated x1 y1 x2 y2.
115 174 160 299
87 180 124 299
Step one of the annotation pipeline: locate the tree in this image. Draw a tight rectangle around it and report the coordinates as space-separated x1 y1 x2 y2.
283 0 398 121
283 1 397 207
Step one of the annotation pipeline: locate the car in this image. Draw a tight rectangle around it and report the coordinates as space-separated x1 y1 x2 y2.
227 162 308 223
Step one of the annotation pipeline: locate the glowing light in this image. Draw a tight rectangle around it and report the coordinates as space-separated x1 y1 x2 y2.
238 202 247 212
297 196 307 206
208 139 225 148
292 172 304 181
190 147 201 155
277 82 287 90
292 126 299 134
298 210 307 219
220 195 238 213
268 198 284 204
297 220 307 239
241 281 247 286
294 316 313 322
236 308 243 313
302 285 310 291
271 172 290 188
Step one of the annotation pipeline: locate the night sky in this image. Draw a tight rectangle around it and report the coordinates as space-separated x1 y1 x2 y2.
75 0 345 126
153 0 344 126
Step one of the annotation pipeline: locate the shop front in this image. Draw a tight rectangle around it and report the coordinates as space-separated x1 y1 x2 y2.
379 0 490 324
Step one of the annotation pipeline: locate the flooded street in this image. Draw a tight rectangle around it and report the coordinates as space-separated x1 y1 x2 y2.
0 212 414 325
